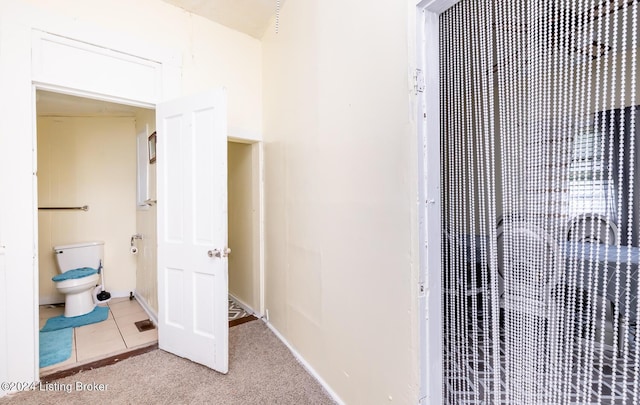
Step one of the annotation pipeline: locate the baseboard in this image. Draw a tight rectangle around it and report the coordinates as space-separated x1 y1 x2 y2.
39 295 64 306
40 290 131 306
263 320 344 405
134 291 158 326
229 292 260 317
107 290 133 299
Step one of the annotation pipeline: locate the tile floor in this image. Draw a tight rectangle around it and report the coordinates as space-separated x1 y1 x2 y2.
40 296 254 375
444 309 638 404
39 297 157 375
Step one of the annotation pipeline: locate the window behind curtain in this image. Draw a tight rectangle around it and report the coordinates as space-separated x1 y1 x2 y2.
568 129 616 222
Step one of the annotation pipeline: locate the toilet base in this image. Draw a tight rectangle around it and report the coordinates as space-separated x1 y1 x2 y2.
64 290 96 318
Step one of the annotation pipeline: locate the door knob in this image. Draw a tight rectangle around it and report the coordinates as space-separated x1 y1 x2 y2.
208 249 221 258
223 247 231 257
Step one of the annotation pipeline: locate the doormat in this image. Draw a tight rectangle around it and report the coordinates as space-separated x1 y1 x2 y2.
228 297 258 327
228 299 248 320
41 306 109 332
40 328 73 368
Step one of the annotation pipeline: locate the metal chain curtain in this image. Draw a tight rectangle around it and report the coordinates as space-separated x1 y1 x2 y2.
441 0 639 403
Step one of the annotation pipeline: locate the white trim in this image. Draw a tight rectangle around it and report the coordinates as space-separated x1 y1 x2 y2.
228 126 262 143
416 3 444 405
106 290 136 300
229 292 256 316
134 291 158 326
415 5 428 403
264 320 345 405
31 85 40 381
226 139 264 319
0 252 6 397
34 82 155 110
32 30 163 106
418 0 461 13
258 142 265 316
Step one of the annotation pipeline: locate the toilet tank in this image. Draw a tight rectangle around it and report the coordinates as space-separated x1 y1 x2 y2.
53 241 104 273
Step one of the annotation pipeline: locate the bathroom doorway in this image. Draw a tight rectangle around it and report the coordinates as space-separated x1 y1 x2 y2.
35 90 159 376
34 90 264 377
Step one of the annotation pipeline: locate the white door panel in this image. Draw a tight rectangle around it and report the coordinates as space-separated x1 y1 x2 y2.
157 89 228 373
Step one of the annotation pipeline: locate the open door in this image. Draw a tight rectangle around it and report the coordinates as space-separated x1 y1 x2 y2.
156 89 229 373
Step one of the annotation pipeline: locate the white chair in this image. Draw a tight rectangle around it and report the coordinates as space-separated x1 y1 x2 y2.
566 213 618 347
496 215 559 317
566 213 618 245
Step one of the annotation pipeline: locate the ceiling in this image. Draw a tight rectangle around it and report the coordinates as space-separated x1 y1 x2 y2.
160 0 282 39
36 91 147 117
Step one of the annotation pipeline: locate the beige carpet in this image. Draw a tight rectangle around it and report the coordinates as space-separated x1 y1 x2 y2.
1 320 336 405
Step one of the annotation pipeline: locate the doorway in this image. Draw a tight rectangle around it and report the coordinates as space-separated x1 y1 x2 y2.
35 90 159 376
228 141 262 317
33 89 264 376
0 25 266 383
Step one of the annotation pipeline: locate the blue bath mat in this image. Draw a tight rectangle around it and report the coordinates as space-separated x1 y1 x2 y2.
41 306 109 332
40 328 73 368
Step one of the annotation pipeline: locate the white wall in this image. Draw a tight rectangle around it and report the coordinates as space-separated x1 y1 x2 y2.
37 116 137 302
0 0 262 388
262 1 420 403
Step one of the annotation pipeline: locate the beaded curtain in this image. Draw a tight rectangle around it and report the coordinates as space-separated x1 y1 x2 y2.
440 1 639 403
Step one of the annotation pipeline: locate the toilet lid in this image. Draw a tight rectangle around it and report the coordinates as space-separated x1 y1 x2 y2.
52 267 98 282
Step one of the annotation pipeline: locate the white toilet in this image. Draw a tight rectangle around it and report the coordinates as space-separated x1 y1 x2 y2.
53 241 103 318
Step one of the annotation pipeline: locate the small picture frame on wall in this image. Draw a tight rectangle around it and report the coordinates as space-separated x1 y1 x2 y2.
148 132 157 164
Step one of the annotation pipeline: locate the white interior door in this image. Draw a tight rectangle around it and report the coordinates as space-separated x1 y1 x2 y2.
156 89 229 373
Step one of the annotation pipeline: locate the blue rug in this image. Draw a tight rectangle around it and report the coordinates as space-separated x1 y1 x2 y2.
41 306 109 332
40 328 73 368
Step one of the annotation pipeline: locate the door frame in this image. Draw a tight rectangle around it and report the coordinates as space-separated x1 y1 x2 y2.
227 139 265 317
415 1 460 404
1 21 264 385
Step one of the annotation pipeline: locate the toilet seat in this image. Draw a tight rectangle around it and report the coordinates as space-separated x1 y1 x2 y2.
54 273 99 290
52 267 98 282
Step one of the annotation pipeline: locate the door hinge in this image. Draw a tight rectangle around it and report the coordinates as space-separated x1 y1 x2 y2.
418 281 426 297
414 69 425 94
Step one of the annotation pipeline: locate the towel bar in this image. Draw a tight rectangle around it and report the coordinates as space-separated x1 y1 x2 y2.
38 205 89 211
